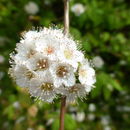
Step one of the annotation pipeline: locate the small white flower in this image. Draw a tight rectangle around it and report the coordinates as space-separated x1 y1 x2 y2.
27 128 34 130
58 84 87 103
13 101 20 109
88 103 96 112
24 1 39 15
29 72 57 102
0 55 5 63
104 126 111 130
79 59 96 87
50 63 75 88
92 56 104 68
58 43 84 69
46 118 54 126
14 42 37 63
71 3 85 16
101 115 110 126
27 53 50 72
16 116 25 124
9 64 38 88
35 36 60 60
119 60 127 65
75 112 85 122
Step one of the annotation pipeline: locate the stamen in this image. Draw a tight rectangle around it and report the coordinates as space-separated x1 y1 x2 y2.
56 65 68 77
79 69 87 77
64 49 73 59
26 71 35 80
45 46 54 55
40 82 53 91
37 59 49 70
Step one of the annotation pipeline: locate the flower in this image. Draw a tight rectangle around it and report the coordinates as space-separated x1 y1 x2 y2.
101 115 110 126
9 64 38 88
29 72 57 102
75 112 85 122
58 84 87 103
46 118 54 126
88 103 96 112
13 101 20 109
71 3 85 16
50 63 75 88
24 1 39 15
35 36 60 60
14 41 37 63
28 105 38 117
92 56 104 68
104 126 111 130
9 27 96 103
58 42 84 69
79 59 96 87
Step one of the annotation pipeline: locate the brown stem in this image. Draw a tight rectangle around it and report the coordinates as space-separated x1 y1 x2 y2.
59 1 69 130
63 0 69 35
59 96 66 130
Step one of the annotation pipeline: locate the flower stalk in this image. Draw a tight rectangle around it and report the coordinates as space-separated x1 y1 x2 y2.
59 0 69 130
59 96 66 130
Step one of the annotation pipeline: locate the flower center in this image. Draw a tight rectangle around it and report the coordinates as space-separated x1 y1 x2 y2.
79 69 87 77
56 65 68 78
45 46 54 55
36 59 49 70
68 85 79 93
64 50 73 59
27 49 36 58
40 82 53 91
26 71 35 80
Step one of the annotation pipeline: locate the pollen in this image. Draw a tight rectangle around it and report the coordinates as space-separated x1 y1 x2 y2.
79 69 87 77
26 71 35 80
64 49 73 59
45 46 54 55
40 82 53 91
37 59 49 70
56 65 68 78
68 85 79 93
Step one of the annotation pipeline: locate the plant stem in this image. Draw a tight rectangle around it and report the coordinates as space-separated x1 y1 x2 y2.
59 1 69 130
63 0 69 35
59 96 66 130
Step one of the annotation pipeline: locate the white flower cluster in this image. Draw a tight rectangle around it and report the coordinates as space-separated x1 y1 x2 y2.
9 28 96 103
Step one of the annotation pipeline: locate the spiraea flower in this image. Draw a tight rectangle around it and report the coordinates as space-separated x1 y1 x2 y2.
9 27 96 103
71 3 85 16
24 1 39 15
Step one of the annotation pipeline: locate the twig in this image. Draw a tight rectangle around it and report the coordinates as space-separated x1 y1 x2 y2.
59 96 66 130
63 0 69 35
59 0 69 130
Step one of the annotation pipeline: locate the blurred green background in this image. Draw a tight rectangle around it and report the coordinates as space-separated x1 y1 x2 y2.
0 0 130 130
